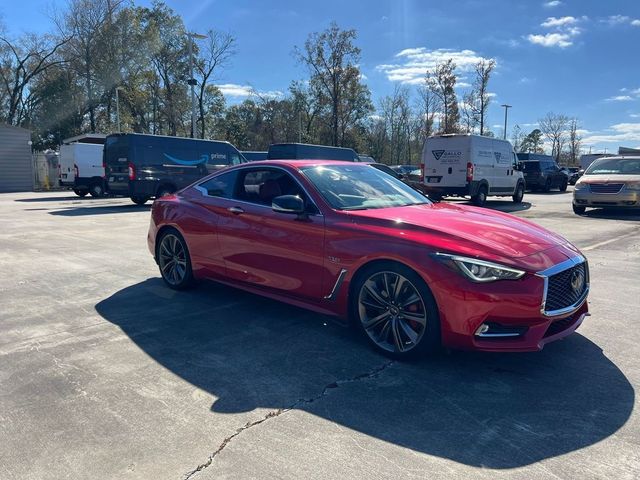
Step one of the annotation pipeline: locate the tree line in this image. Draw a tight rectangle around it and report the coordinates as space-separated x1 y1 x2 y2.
1 0 581 164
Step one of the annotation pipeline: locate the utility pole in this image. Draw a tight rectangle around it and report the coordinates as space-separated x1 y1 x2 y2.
116 87 124 133
187 32 207 138
501 104 512 140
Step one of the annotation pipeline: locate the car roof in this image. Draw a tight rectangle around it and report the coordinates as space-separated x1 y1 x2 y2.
239 159 368 168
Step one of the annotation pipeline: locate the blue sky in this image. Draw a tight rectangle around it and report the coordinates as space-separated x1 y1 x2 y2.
2 0 640 153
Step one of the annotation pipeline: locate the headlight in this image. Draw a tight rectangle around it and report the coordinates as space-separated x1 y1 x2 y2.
574 182 588 191
434 254 525 283
624 182 640 191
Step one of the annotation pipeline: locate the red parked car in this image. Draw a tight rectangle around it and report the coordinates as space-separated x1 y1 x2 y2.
148 160 590 359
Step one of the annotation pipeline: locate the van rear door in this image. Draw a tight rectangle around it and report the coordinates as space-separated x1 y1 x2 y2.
104 135 130 193
422 136 467 188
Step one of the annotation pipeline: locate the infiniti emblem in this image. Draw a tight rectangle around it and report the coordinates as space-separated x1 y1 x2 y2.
570 270 584 292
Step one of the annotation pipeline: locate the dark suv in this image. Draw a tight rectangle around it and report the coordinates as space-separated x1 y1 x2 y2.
517 153 568 192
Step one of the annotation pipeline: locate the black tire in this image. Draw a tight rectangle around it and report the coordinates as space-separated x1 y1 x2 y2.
73 188 88 197
89 182 104 197
559 178 568 192
512 183 524 203
429 193 443 202
156 185 176 198
350 262 441 359
543 177 552 192
157 230 194 290
471 185 488 207
572 204 586 215
131 196 149 205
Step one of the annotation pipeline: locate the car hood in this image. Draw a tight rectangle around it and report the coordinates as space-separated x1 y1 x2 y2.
577 174 640 184
344 202 574 261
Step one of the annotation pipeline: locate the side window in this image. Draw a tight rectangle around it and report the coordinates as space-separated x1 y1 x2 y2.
235 168 318 213
227 145 244 165
199 170 238 198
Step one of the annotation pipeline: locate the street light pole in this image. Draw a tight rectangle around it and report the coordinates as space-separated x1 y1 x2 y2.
501 104 512 140
187 32 207 139
116 87 124 133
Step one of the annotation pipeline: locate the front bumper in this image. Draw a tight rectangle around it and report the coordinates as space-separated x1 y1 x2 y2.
574 189 640 208
429 247 590 352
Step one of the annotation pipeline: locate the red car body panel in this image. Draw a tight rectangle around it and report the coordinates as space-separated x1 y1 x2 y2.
148 160 590 352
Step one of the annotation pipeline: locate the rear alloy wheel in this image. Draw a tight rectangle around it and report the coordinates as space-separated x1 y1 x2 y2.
512 183 524 203
471 185 488 207
353 263 440 359
572 204 586 215
131 196 149 205
157 231 194 290
89 182 104 197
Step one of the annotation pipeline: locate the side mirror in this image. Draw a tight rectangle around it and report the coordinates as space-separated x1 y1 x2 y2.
272 195 305 215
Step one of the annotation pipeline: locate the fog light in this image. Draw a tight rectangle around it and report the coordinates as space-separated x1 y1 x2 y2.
475 322 528 338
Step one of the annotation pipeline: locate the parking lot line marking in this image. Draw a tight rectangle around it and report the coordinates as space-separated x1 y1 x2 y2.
582 228 640 251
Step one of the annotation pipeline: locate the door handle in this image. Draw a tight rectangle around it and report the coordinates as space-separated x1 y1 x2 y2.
228 206 244 214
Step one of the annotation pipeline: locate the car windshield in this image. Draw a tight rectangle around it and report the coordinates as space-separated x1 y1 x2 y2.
585 158 640 175
301 164 431 210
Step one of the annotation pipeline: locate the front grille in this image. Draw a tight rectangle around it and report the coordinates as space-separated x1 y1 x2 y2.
545 262 588 313
589 183 624 194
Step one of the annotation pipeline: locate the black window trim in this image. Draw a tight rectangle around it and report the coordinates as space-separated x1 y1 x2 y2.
195 165 323 217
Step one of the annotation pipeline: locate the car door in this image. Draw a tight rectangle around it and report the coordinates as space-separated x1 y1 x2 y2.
215 166 326 300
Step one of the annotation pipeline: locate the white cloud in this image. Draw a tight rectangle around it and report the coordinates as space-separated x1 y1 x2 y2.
582 123 640 145
216 83 282 99
376 48 495 84
630 114 640 118
528 15 585 48
527 33 574 48
603 15 631 26
605 95 635 102
543 1 562 7
541 16 578 28
632 20 640 26
456 82 472 89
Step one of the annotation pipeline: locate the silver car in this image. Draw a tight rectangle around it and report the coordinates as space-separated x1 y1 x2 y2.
573 156 640 214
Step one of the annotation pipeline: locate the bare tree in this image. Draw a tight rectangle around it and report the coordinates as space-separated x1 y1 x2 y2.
295 22 370 146
567 118 581 166
511 124 524 152
425 59 459 134
471 59 495 136
0 33 70 125
461 91 478 134
416 84 440 141
194 30 235 139
538 112 569 161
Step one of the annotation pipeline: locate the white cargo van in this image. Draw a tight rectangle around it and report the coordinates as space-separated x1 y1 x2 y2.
60 143 105 197
421 134 524 206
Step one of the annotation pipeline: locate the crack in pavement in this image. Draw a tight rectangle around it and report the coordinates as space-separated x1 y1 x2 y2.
183 360 395 479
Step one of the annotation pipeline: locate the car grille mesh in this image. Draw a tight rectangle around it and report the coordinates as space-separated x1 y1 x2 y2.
589 183 624 194
545 263 587 313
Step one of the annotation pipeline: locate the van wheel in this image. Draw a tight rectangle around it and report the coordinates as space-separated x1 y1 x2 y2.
471 185 488 207
351 262 440 359
131 196 149 205
73 188 88 197
89 182 104 197
572 204 586 215
512 183 524 203
156 185 176 198
559 179 568 192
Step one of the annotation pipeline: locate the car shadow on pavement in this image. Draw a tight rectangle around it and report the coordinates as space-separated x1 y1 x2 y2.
48 204 151 216
96 278 634 469
581 208 640 221
443 198 532 213
15 195 108 202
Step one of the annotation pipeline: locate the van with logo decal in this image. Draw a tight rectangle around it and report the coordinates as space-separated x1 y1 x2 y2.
420 134 525 206
104 133 246 205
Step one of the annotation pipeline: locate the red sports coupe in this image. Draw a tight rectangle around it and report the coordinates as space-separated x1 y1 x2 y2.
148 160 590 358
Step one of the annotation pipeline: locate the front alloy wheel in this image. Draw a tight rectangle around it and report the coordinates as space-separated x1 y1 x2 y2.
354 265 439 358
158 232 194 289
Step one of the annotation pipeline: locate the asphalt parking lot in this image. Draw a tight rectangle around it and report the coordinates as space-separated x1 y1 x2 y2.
1 188 639 479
